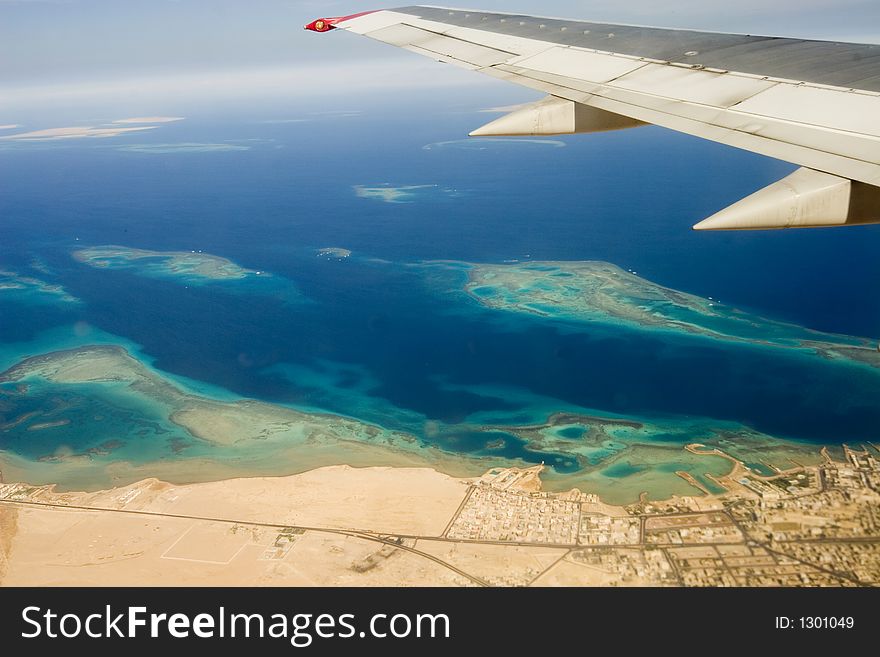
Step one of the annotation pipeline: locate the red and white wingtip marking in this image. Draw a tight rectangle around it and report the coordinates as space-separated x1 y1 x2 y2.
304 11 378 32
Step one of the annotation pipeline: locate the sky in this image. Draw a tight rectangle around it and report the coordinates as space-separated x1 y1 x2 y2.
2 0 880 113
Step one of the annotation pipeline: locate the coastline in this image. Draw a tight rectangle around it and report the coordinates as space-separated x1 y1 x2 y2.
3 442 876 586
0 342 840 503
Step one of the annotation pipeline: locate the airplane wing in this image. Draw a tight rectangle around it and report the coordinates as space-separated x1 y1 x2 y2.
305 6 880 230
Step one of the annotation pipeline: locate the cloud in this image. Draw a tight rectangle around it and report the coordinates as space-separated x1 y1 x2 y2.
0 60 486 110
0 125 156 141
0 124 21 130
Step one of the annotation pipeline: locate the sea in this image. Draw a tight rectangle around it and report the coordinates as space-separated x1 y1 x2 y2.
1 88 879 500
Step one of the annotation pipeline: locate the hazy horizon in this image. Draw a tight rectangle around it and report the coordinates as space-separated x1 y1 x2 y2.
3 0 879 117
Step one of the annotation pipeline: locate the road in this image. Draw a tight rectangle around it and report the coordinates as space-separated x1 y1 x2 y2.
1 483 876 587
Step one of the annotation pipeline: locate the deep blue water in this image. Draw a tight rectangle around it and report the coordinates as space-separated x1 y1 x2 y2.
2 93 879 466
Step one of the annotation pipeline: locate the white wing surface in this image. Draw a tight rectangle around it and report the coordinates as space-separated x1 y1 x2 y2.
305 7 880 229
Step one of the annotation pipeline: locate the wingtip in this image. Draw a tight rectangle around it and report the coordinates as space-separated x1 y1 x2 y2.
304 18 337 32
304 11 380 32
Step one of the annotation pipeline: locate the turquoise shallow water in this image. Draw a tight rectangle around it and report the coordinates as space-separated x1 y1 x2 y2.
603 461 645 478
0 312 842 501
0 378 188 462
556 426 585 440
